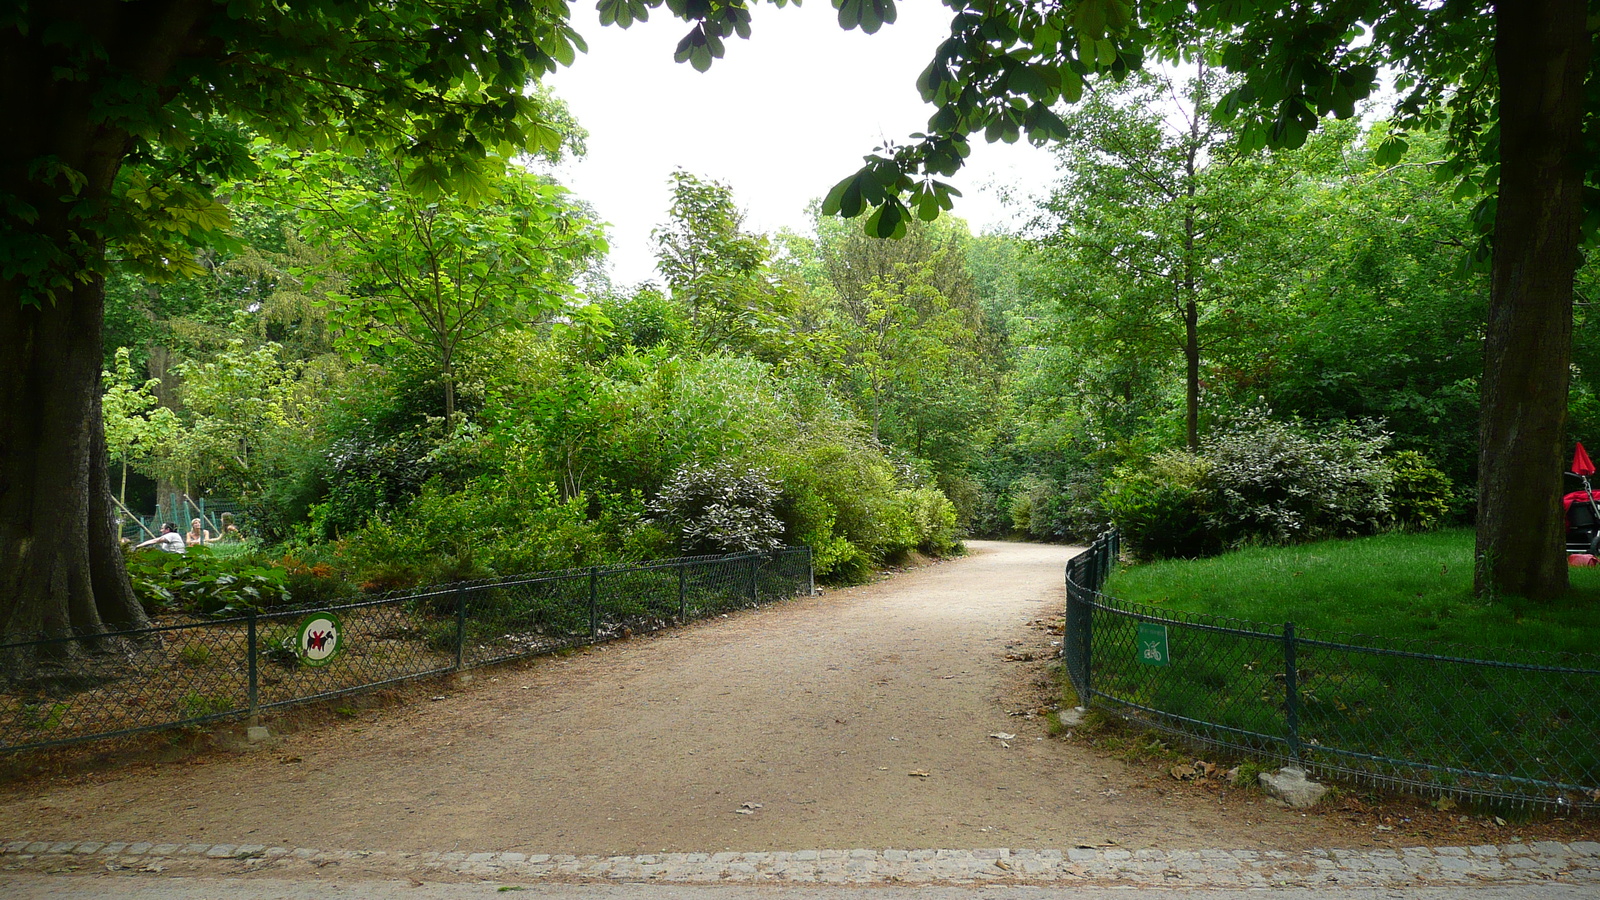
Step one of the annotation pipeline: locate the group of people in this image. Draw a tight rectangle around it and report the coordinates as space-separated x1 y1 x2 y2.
132 515 242 554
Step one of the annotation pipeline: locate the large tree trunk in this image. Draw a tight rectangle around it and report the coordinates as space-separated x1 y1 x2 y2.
1 1 213 670
1475 1 1592 600
0 280 149 655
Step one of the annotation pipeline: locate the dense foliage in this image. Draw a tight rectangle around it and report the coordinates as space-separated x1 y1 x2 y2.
99 25 1600 606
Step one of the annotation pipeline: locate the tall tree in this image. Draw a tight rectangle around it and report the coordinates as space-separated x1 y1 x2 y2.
796 0 1593 600
1029 62 1291 449
285 150 606 431
1 1 584 657
652 169 798 361
808 216 1002 482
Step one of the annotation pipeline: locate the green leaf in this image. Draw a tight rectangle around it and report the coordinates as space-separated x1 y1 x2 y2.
1373 135 1408 168
1061 71 1084 103
864 199 907 239
821 174 866 218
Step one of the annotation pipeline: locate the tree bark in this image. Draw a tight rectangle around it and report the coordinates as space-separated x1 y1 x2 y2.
0 279 148 652
1475 1 1591 599
1 1 213 666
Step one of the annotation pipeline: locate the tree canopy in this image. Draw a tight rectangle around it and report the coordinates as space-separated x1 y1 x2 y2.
3 0 1595 664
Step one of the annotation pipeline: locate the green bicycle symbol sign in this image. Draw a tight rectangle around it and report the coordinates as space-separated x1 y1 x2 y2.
295 612 345 667
1136 622 1170 667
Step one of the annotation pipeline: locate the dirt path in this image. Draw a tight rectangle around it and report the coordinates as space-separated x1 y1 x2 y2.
0 541 1369 855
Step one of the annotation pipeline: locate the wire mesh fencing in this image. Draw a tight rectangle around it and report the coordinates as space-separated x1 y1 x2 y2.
1065 531 1600 813
0 547 812 754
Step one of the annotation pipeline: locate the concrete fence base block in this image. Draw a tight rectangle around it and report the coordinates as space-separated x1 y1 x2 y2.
1259 766 1328 808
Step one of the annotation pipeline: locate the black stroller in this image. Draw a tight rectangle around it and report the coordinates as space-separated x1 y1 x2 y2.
1564 442 1600 556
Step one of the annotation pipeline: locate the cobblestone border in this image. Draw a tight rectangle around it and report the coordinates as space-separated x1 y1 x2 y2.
4 838 1599 887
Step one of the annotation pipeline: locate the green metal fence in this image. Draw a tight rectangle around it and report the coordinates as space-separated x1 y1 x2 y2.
116 495 251 544
0 548 812 754
1065 531 1600 812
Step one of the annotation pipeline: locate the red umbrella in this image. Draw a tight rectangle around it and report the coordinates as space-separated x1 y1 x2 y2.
1574 442 1596 476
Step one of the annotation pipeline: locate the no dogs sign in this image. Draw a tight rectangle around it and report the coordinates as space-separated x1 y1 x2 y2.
295 612 345 667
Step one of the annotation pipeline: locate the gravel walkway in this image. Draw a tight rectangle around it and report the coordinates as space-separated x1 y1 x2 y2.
4 541 1596 892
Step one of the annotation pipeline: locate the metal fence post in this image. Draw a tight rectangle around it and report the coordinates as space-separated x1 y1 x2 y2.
1064 554 1094 702
589 567 600 640
678 559 688 621
454 585 467 671
1283 621 1303 764
749 552 760 605
805 547 815 597
246 610 259 725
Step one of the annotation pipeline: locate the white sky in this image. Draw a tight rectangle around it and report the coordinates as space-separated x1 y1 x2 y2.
545 0 1059 287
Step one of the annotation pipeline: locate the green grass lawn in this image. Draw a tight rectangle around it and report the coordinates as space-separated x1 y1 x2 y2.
1082 530 1600 799
1107 528 1600 657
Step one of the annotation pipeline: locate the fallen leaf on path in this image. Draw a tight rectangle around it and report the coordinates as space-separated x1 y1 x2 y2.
739 802 763 810
908 770 930 778
989 733 1016 741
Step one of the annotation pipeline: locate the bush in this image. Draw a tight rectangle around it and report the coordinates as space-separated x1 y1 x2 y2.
1385 450 1456 529
776 480 870 582
275 552 355 606
1204 411 1392 546
1008 474 1054 537
1101 451 1218 559
771 436 928 580
336 476 601 590
649 462 785 554
1103 412 1408 560
899 486 961 555
125 546 291 616
1005 473 1105 542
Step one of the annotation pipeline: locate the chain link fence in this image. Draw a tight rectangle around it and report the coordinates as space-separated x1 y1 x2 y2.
0 548 812 754
1066 531 1600 813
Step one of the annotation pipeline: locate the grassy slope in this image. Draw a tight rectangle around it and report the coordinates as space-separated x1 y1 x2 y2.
1108 529 1600 656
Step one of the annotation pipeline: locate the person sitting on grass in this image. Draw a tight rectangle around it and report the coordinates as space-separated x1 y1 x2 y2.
134 522 186 554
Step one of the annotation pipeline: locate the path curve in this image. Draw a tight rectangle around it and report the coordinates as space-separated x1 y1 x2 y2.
0 541 1360 855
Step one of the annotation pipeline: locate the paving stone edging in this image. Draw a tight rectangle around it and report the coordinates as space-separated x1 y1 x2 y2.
4 838 1599 887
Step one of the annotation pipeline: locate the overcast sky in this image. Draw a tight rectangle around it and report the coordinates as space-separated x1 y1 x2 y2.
545 0 1059 287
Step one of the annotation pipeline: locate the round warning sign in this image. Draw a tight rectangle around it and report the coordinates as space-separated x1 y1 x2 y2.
295 612 345 667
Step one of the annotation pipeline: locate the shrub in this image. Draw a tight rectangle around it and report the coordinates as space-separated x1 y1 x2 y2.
125 546 291 616
900 486 961 555
276 553 355 607
1101 451 1218 559
337 476 599 589
1103 412 1408 560
771 436 926 580
776 480 869 582
1385 450 1456 529
1204 411 1392 546
649 462 785 554
1008 474 1054 537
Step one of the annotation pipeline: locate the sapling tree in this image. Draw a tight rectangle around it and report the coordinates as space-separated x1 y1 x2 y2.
279 150 607 433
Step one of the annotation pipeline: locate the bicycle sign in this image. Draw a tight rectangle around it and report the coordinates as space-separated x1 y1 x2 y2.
1136 622 1170 667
